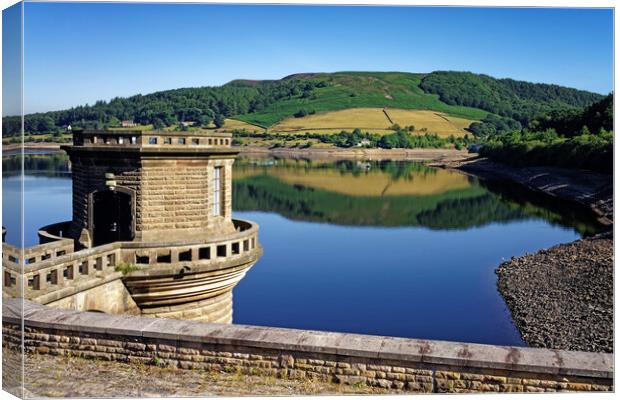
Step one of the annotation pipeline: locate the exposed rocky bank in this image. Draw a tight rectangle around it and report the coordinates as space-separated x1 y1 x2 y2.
436 157 613 353
441 157 613 223
496 232 613 353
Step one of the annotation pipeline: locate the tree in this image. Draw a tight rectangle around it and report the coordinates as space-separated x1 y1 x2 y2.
153 118 165 130
294 109 308 118
214 114 225 128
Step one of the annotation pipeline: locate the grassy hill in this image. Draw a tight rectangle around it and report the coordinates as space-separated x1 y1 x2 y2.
231 72 488 128
3 71 604 140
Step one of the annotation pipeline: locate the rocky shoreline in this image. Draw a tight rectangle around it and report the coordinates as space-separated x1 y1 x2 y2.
236 145 471 162
496 232 613 353
439 157 613 354
440 157 613 223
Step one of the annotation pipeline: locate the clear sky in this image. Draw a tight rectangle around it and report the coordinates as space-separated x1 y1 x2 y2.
13 2 615 114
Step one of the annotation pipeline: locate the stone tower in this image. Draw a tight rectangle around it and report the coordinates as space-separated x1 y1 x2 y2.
64 130 238 246
57 129 262 322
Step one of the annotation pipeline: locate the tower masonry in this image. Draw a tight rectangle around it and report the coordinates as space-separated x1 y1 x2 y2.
2 129 262 324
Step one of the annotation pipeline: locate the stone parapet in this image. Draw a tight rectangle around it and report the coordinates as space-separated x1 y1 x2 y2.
70 129 234 151
2 299 613 393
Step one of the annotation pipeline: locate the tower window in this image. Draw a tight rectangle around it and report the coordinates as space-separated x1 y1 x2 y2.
148 137 158 145
213 167 223 216
178 138 186 145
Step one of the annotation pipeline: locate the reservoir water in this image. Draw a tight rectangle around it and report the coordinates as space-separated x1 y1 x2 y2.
2 153 603 346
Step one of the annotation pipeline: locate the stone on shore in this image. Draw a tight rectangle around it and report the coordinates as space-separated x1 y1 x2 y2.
496 232 613 353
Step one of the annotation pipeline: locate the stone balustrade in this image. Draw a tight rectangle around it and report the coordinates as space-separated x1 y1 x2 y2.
3 242 121 302
2 219 260 312
72 129 232 149
123 218 258 267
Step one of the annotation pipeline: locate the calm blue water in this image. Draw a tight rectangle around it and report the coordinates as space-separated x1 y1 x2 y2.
3 154 600 346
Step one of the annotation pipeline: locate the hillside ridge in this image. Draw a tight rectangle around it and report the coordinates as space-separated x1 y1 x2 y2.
2 71 604 137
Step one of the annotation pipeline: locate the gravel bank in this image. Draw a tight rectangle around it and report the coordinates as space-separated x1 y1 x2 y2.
496 232 613 353
237 145 471 162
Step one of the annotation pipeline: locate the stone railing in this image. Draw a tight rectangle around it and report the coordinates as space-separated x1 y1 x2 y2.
3 242 121 302
123 218 258 267
2 219 259 304
72 129 232 149
2 299 613 394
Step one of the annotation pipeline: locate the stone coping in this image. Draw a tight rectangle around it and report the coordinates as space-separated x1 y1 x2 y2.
78 129 233 138
61 145 239 157
2 298 612 380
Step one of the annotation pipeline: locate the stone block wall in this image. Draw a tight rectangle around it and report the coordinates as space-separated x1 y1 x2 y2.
2 299 613 394
68 153 236 244
69 154 141 243
47 279 140 315
139 158 235 241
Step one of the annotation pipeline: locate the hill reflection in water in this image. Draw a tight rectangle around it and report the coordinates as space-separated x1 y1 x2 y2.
233 158 603 235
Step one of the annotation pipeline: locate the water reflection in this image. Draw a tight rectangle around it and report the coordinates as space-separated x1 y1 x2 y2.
233 158 603 235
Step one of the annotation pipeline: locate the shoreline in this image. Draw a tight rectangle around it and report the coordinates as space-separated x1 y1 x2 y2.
3 142 62 154
236 145 471 161
4 142 472 162
434 157 613 225
434 157 613 353
496 232 613 353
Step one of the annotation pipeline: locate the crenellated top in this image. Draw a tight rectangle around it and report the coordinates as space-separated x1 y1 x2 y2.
69 129 234 152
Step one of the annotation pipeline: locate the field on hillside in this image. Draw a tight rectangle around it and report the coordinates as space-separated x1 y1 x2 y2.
269 108 475 137
233 72 489 127
220 119 266 133
385 109 474 136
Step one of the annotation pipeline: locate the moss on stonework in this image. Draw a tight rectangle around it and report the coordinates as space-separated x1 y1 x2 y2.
115 262 140 275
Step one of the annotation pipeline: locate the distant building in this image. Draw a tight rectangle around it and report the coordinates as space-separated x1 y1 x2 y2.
357 138 371 147
181 121 195 127
121 120 137 127
66 125 72 132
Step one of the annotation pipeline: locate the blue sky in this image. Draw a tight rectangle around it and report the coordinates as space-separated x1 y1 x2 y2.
10 3 616 114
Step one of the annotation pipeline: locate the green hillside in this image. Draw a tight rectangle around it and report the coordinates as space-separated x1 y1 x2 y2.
419 71 603 124
3 71 604 137
231 72 488 127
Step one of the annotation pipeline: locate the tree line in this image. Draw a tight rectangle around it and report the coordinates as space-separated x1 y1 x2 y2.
420 71 603 125
2 79 327 136
479 94 613 173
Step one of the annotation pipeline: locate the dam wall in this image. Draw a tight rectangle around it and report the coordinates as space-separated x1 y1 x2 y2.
3 299 612 394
